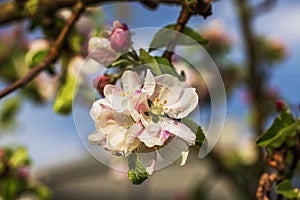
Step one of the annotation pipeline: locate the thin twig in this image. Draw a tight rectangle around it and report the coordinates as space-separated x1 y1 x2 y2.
163 5 192 61
0 2 85 99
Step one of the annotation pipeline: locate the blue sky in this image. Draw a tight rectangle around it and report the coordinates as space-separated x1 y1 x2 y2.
1 1 300 171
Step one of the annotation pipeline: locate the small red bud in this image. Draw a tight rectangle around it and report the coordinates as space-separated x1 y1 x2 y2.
93 75 111 96
275 100 286 112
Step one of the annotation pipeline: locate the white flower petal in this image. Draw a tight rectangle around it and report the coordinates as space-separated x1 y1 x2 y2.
88 37 118 66
138 128 170 148
102 84 130 112
129 92 149 122
88 131 104 145
108 131 125 149
142 69 155 97
121 70 142 94
160 118 196 145
158 137 190 166
151 74 183 105
166 88 198 119
90 99 106 121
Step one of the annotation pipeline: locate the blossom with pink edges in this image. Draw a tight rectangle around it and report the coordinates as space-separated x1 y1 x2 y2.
89 70 198 173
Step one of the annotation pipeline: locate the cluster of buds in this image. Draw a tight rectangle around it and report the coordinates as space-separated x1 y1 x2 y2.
88 20 132 66
89 21 132 96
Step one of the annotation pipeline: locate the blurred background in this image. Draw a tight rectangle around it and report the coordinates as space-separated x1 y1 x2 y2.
1 0 300 199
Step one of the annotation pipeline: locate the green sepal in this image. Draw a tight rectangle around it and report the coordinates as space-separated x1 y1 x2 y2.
127 153 149 185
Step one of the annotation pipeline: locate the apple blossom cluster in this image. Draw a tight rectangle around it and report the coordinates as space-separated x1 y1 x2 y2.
89 69 198 156
87 21 203 184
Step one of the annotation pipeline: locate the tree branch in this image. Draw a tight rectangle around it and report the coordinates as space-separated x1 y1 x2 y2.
162 0 212 61
0 1 85 99
0 0 181 25
163 5 192 61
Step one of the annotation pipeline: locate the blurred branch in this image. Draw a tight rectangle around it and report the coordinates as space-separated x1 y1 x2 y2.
234 0 267 197
234 0 265 136
0 0 180 25
0 2 85 99
252 0 278 17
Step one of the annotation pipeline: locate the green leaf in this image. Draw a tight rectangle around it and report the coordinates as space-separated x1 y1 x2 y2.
53 75 77 115
276 179 300 199
154 56 185 81
181 118 206 148
149 24 208 52
0 98 21 123
8 147 30 168
139 49 162 75
127 153 149 185
256 111 294 147
272 120 300 146
27 50 48 68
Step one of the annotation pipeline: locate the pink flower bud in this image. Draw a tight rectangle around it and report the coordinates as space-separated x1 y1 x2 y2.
110 21 131 52
275 100 286 112
17 167 30 179
93 75 111 96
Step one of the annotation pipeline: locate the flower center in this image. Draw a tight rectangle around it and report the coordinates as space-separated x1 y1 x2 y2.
144 98 169 123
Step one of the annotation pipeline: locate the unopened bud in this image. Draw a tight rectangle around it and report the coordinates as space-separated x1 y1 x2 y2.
93 75 111 96
275 100 286 112
110 21 131 52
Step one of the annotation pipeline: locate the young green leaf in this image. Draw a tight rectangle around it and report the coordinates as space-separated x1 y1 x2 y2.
53 75 77 115
256 111 294 147
149 24 208 52
276 179 300 199
139 49 162 75
27 50 48 69
180 118 206 148
8 147 30 168
127 153 149 185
